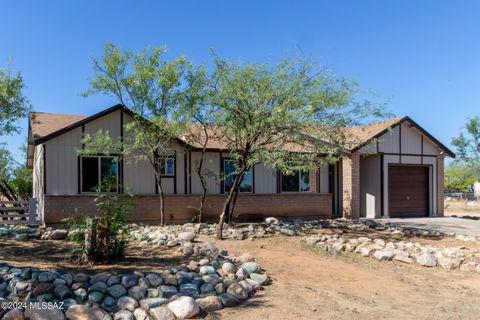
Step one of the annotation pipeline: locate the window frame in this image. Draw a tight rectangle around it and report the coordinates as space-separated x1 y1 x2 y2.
222 159 254 194
80 155 119 194
159 157 175 177
281 170 310 193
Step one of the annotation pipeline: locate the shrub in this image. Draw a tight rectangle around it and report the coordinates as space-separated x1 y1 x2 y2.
68 190 135 263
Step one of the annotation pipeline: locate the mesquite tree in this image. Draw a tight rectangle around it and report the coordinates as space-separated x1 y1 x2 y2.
83 44 203 225
452 117 480 177
0 64 32 200
208 57 385 239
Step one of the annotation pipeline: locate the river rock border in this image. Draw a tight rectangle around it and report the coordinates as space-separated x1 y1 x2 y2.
304 233 480 272
0 241 270 320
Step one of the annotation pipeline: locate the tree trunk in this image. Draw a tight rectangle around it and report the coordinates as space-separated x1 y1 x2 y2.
82 217 97 264
216 172 243 239
195 122 209 223
227 187 239 223
156 174 165 226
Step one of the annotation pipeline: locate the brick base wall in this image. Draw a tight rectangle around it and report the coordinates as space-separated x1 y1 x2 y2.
437 155 445 216
44 193 333 224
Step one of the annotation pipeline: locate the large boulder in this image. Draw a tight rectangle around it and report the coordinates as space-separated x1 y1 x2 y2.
107 284 127 298
167 296 200 319
177 232 196 242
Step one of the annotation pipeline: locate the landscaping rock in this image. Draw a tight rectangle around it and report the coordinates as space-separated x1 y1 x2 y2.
177 232 196 242
121 274 138 289
113 310 134 320
50 229 69 240
373 250 395 261
393 251 413 264
218 293 240 307
226 282 249 300
416 253 437 267
149 307 175 320
65 304 110 320
117 296 138 312
139 297 167 310
241 262 261 274
166 296 199 319
107 284 127 298
250 273 269 285
24 308 65 320
196 295 223 312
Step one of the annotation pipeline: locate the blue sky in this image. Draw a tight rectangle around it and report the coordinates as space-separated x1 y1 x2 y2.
1 0 479 162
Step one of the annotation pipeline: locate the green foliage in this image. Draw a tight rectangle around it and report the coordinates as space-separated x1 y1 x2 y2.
444 162 477 193
0 64 31 135
83 43 206 225
0 143 32 199
452 117 480 173
68 188 135 262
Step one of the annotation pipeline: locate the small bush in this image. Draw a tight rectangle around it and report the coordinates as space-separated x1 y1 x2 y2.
68 190 135 263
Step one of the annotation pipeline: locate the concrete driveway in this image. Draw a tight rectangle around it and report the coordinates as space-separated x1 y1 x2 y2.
377 217 480 239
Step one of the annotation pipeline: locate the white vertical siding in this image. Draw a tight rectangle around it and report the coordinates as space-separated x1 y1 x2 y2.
319 164 329 194
401 122 422 154
84 110 121 142
378 126 400 153
360 154 381 218
33 145 45 224
190 151 221 194
254 164 276 194
45 127 82 195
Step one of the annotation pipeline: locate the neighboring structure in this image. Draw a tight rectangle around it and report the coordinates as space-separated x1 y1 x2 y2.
28 104 455 224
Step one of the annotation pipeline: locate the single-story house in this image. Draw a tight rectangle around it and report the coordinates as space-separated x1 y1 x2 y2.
27 104 455 225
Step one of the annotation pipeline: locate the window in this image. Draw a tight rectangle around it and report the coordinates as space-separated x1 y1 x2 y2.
281 171 310 192
223 159 253 193
159 158 175 176
81 156 118 193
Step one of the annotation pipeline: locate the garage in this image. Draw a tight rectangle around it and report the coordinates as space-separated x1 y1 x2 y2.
388 165 429 217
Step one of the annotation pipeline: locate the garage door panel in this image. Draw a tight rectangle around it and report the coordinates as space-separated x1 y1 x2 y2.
388 165 429 217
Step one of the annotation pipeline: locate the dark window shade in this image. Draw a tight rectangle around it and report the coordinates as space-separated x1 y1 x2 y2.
82 157 99 192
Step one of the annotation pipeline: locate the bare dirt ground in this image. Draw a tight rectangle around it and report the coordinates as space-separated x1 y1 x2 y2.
1 234 480 320
445 199 480 216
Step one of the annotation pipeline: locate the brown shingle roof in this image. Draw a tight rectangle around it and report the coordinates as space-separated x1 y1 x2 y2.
29 112 87 140
29 109 403 151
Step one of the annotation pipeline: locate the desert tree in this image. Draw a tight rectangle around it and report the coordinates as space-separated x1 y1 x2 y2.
0 63 32 200
82 43 204 225
208 57 385 239
452 117 480 174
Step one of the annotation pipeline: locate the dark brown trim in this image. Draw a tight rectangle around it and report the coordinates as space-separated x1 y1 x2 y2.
421 135 424 165
119 111 124 193
173 151 177 194
154 151 159 195
277 169 282 193
436 156 439 214
376 140 380 153
328 164 334 212
350 116 455 157
188 151 192 194
43 144 47 195
316 167 320 193
380 153 384 216
220 152 224 194
78 125 85 194
184 152 188 194
336 161 341 218
382 152 437 158
399 123 402 164
252 164 256 194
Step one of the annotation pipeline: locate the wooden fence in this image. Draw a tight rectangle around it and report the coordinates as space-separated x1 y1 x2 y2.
0 198 37 225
